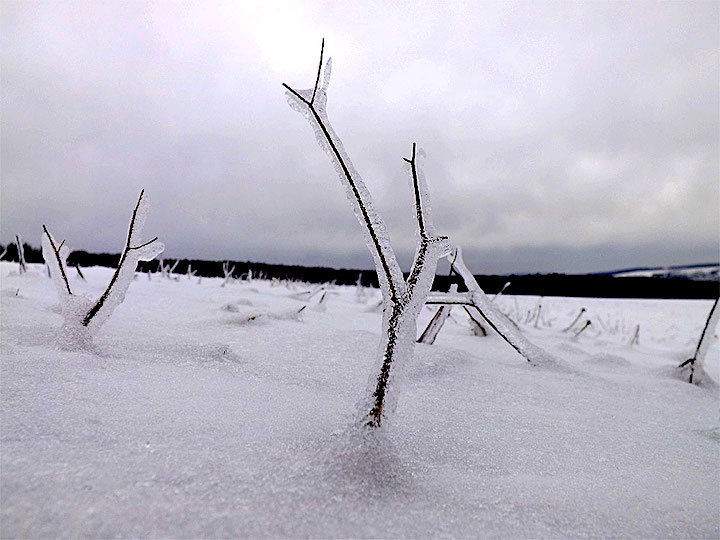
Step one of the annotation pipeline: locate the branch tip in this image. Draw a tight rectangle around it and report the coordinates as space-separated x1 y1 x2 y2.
311 38 325 104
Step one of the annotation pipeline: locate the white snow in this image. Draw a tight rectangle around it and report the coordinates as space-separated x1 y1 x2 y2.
1 262 718 538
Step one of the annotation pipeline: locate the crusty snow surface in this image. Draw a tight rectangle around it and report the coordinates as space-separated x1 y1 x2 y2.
1 262 718 538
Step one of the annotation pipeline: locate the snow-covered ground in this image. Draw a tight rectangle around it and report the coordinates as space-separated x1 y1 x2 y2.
1 261 718 538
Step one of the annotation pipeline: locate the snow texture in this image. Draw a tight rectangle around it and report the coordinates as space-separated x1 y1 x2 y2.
1 263 718 538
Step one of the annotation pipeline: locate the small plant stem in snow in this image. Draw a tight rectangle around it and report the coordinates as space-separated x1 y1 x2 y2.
573 320 591 338
562 307 586 333
629 324 640 345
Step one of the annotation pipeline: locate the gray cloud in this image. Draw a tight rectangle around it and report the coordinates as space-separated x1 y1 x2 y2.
1 0 718 274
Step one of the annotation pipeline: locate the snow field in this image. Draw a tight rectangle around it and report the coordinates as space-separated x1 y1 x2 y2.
1 262 718 537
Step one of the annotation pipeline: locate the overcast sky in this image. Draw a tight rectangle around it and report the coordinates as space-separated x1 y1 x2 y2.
1 1 718 274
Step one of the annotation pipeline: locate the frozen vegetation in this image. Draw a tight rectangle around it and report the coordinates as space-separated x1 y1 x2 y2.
41 190 163 349
1 262 718 538
284 41 452 428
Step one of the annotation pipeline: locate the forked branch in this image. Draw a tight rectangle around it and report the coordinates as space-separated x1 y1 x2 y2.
285 41 450 428
283 40 404 303
42 225 72 296
82 189 161 326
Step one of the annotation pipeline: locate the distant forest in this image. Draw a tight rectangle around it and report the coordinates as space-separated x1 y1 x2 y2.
1 242 717 300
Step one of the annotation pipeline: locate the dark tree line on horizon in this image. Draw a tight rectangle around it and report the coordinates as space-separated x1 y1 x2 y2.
0 242 716 300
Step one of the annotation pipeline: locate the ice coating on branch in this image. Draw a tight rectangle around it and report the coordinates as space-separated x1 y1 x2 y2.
404 148 437 240
447 247 560 367
41 227 72 301
40 191 163 349
285 46 450 427
285 58 405 302
679 297 720 386
83 191 164 331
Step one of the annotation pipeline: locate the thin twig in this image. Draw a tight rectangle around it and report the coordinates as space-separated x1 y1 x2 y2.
283 45 400 302
83 190 147 326
42 225 72 295
310 38 324 105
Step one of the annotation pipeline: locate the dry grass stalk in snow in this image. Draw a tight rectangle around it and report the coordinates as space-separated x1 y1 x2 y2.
284 40 451 428
42 190 164 349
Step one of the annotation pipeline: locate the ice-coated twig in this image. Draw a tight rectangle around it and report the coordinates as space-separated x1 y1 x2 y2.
463 305 488 336
0 246 8 260
15 235 27 274
417 305 451 344
290 285 325 301
166 259 179 279
221 261 235 287
418 284 458 344
41 190 163 347
446 247 552 363
42 225 73 297
82 190 163 327
75 264 86 281
533 303 543 328
678 297 719 385
284 40 450 428
492 281 511 302
562 307 586 333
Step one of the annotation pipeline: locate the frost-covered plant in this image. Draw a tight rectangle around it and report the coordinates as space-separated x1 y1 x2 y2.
562 307 586 333
418 284 458 344
426 247 554 364
492 281 511 302
678 297 719 385
15 235 27 274
221 261 235 287
284 40 451 428
42 190 164 349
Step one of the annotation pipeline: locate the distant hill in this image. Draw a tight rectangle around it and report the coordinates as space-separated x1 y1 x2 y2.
601 263 719 281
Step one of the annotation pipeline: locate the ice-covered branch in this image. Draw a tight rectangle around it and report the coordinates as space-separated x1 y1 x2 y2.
42 225 73 298
678 297 719 385
42 190 163 348
446 247 555 365
82 190 163 328
283 40 404 303
285 41 449 428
